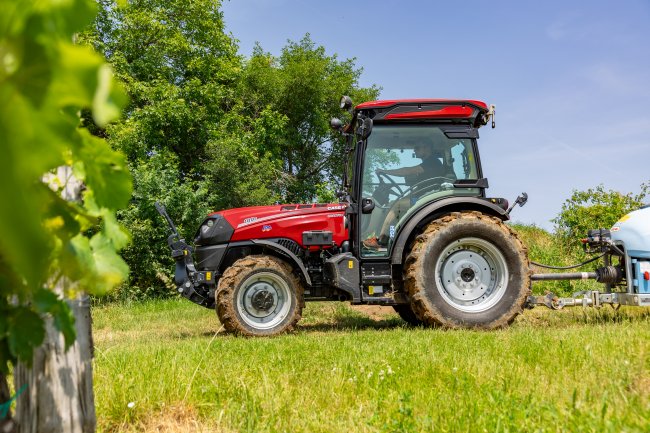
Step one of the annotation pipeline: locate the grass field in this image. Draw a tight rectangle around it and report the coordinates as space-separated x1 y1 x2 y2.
93 298 650 433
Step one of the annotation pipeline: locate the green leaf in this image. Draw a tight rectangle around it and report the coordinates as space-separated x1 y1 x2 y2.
9 35 52 107
93 64 127 126
7 308 45 363
48 43 126 123
33 288 59 314
102 211 130 250
60 234 95 283
51 301 76 350
42 187 84 243
0 340 13 374
77 129 132 210
27 0 97 39
32 289 76 350
48 43 104 110
0 88 61 289
89 232 129 295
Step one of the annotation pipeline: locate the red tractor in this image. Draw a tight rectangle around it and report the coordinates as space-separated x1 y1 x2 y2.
157 97 531 336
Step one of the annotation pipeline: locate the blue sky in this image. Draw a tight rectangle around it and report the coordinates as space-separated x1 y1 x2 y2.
221 0 650 230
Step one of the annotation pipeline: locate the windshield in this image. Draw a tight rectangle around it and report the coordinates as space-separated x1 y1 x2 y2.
360 124 480 256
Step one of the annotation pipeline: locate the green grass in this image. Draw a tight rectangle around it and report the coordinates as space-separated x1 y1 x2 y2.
93 299 650 432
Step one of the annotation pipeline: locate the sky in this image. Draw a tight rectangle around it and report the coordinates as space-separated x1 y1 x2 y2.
221 0 650 230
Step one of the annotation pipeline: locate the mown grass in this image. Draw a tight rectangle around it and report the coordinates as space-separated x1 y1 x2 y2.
93 299 650 432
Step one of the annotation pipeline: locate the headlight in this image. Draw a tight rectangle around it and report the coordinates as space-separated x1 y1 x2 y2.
194 214 234 246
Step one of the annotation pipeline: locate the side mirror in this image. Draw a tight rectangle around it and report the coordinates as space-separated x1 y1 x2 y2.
358 117 373 140
361 197 375 214
330 117 343 131
340 95 353 112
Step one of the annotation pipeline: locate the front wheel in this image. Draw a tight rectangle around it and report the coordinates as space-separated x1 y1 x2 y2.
217 255 304 336
405 211 530 329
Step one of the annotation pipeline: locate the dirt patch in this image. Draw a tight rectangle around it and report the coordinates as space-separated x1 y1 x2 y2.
350 305 396 321
107 405 234 433
630 374 650 398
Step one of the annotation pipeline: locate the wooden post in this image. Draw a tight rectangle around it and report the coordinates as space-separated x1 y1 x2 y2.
1 372 15 433
13 295 95 433
13 167 96 433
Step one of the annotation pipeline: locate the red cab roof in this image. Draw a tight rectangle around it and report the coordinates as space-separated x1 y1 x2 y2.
356 99 488 110
355 99 489 125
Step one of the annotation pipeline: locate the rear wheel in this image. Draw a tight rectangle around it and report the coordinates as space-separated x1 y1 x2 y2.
217 255 304 336
405 211 530 329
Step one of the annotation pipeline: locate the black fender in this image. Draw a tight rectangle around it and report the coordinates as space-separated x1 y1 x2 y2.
248 239 312 286
390 197 508 265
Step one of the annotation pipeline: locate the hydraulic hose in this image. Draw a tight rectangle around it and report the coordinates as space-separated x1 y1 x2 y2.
530 252 606 270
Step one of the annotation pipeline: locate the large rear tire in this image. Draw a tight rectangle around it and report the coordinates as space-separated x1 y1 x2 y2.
404 211 530 329
216 255 304 336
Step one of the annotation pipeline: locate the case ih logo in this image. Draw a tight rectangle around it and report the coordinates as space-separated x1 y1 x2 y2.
262 225 272 232
327 205 345 211
243 217 258 224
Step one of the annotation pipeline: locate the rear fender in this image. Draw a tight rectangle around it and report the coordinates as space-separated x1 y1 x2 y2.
390 197 508 265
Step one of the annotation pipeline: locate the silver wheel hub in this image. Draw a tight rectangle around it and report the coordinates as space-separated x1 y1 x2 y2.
236 271 292 330
435 237 508 313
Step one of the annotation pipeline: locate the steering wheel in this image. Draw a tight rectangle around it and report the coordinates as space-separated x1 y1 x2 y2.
397 176 456 201
373 171 405 206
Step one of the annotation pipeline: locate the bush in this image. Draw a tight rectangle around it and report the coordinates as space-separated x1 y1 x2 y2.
552 183 648 248
109 152 212 301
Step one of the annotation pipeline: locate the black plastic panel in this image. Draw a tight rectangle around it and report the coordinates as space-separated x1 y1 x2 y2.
195 244 227 270
194 215 234 246
324 253 361 302
303 230 333 246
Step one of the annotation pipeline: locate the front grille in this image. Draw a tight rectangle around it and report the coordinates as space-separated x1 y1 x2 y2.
275 238 303 256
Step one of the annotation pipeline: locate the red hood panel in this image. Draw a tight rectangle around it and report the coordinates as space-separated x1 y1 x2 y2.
211 203 348 247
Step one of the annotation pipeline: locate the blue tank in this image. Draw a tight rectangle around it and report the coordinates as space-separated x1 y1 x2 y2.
611 206 650 293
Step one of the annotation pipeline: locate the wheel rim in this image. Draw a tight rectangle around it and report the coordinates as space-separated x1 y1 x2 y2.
434 237 509 313
236 271 292 330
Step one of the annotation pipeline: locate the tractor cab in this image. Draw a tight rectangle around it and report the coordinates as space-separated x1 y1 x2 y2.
333 98 500 261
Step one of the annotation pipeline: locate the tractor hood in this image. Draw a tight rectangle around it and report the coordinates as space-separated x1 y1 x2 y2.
195 203 348 247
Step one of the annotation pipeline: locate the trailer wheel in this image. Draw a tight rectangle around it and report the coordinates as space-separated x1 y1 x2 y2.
216 255 304 336
392 304 423 326
405 211 530 329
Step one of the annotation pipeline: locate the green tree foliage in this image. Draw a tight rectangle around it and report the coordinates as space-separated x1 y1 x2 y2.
240 36 380 201
84 1 378 298
553 183 649 247
89 0 241 172
0 0 129 371
81 0 269 298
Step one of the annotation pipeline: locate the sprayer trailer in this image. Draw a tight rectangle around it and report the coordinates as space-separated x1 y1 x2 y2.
527 206 650 310
157 96 650 336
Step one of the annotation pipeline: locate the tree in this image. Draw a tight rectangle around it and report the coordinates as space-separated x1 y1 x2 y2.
238 35 380 202
0 0 129 430
553 183 649 247
80 0 248 298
